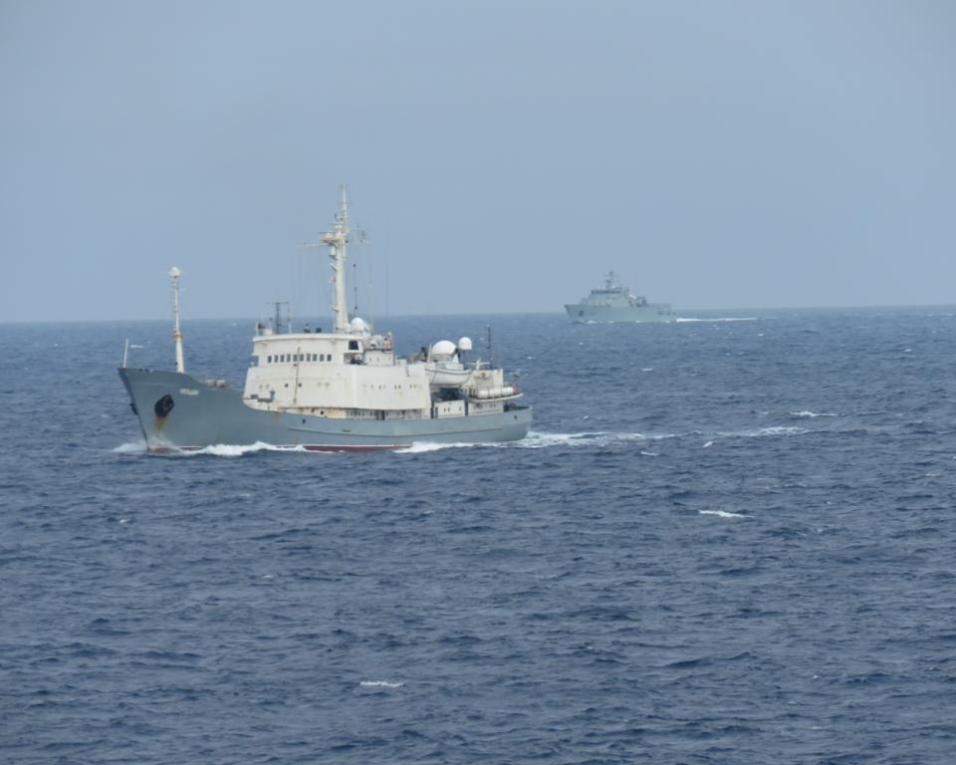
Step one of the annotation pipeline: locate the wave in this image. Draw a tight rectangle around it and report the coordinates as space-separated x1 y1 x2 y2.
113 441 316 458
359 680 404 688
789 410 838 419
718 426 809 438
512 430 681 450
119 424 807 459
395 430 674 454
699 510 751 519
675 316 758 323
112 440 147 454
394 442 473 454
191 442 310 457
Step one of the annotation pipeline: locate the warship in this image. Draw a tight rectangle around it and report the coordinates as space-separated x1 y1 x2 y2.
119 188 532 452
565 272 676 323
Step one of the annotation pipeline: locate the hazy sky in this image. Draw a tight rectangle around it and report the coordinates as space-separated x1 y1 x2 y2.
2 0 954 321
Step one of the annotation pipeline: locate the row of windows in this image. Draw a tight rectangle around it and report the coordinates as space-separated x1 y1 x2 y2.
251 353 338 366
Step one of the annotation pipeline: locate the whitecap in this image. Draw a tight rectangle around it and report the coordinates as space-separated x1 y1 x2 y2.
722 426 809 438
789 410 838 419
699 510 751 519
703 440 714 448
360 680 404 688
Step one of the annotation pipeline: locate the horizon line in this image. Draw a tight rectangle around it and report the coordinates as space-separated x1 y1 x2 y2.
3 302 956 326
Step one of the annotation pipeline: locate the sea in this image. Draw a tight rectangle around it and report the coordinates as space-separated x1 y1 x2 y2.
2 308 955 764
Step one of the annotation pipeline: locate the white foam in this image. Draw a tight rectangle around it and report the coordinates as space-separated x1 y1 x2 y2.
703 440 714 448
516 431 670 449
394 441 474 454
112 440 146 454
113 439 320 457
360 680 404 688
753 426 808 437
516 431 604 448
721 426 809 438
194 442 309 457
675 316 758 323
699 510 751 519
395 430 675 454
790 410 838 419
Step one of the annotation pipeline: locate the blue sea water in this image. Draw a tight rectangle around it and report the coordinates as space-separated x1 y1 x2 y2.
2 308 956 764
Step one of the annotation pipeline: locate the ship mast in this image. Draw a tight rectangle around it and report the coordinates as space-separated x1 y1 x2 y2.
169 267 185 373
321 186 351 333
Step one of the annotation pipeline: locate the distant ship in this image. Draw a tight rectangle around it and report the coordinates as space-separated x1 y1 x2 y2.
119 188 531 452
565 272 676 323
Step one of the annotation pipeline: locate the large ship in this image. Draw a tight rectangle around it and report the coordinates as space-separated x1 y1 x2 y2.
119 189 532 452
565 272 676 323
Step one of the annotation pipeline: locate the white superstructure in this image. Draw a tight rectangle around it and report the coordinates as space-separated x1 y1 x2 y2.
240 187 520 421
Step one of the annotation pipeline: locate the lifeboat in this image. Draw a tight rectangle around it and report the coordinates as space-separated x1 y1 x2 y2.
469 384 520 400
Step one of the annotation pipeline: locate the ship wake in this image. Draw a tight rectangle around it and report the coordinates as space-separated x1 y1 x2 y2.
112 441 316 457
395 430 676 454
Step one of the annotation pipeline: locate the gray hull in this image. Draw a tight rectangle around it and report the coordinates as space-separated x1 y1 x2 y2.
564 304 676 323
119 368 532 452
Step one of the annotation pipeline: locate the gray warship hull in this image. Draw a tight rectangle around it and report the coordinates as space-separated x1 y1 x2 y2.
564 303 676 323
120 368 532 452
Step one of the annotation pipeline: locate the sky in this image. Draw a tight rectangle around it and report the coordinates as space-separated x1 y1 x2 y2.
1 0 954 321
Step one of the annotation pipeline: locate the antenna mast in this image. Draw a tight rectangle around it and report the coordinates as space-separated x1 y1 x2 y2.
321 185 351 333
169 267 185 373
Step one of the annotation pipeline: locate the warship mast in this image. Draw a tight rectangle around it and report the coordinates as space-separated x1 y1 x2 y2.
169 267 185 373
322 186 351 333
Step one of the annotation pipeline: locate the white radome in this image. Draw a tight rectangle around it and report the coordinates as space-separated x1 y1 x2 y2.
349 316 370 333
430 340 457 359
458 337 473 352
169 266 181 279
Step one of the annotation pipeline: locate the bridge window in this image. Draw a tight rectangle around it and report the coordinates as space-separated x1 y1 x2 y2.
249 355 259 367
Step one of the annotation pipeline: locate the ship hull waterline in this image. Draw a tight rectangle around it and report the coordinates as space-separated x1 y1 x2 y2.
564 304 677 323
119 368 532 452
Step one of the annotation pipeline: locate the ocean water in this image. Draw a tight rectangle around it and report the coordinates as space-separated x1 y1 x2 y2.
2 308 955 764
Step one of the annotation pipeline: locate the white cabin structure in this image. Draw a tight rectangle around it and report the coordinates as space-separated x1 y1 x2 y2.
240 188 519 422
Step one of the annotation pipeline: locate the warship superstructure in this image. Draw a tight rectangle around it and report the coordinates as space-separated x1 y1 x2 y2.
119 189 531 452
565 272 676 323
